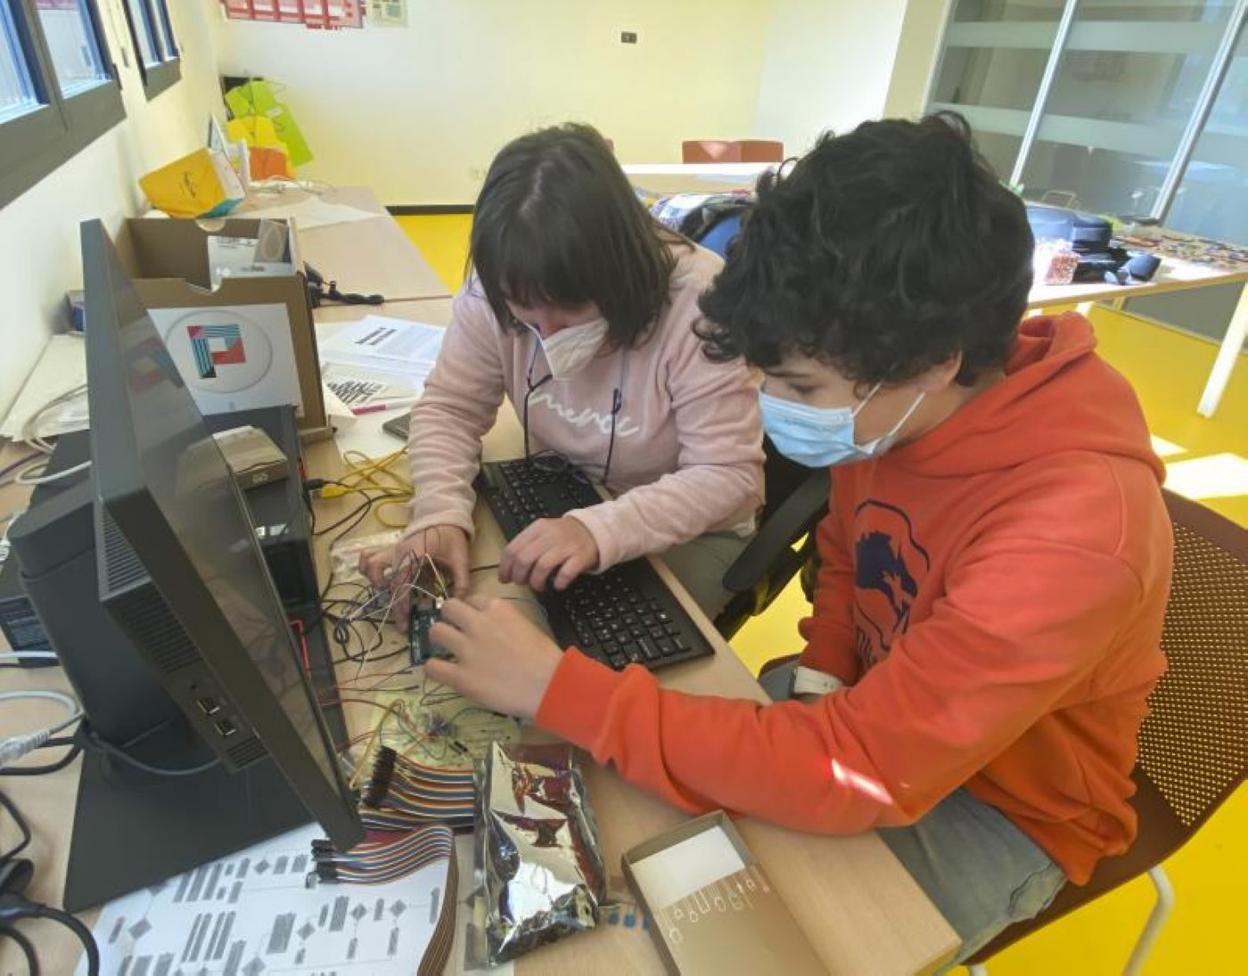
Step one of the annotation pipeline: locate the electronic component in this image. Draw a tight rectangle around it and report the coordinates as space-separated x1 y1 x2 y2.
408 593 449 666
474 458 715 672
211 424 289 489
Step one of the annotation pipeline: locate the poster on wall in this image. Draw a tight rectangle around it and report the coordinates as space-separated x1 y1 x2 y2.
221 1 363 30
368 0 407 27
148 304 304 417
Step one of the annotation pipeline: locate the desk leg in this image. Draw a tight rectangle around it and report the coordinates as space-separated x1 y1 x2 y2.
1197 281 1248 418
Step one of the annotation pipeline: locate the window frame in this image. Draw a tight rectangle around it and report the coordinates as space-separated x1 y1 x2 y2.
0 0 126 211
120 0 179 100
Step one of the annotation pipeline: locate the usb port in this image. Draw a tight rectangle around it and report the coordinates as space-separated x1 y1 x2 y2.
195 697 221 716
214 718 238 738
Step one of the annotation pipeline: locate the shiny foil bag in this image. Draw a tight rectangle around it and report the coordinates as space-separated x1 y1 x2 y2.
471 741 606 965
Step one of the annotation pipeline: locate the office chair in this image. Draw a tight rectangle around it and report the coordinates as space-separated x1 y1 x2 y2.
682 140 741 163
735 139 784 162
714 440 828 640
967 489 1247 974
681 139 784 163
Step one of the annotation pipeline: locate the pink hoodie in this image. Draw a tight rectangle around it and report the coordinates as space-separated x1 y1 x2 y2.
404 244 764 567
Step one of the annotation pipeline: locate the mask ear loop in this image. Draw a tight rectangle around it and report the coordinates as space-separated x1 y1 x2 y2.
602 352 628 492
849 381 885 418
522 341 553 462
863 389 926 451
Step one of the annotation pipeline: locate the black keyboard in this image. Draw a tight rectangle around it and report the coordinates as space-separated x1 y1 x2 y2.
474 459 715 672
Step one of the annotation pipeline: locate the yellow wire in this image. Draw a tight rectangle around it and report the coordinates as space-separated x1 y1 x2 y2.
319 448 415 528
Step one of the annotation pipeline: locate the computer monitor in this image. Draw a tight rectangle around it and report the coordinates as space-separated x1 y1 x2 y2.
80 219 362 849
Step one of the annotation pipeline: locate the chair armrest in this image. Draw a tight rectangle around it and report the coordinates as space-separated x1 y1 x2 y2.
722 469 829 594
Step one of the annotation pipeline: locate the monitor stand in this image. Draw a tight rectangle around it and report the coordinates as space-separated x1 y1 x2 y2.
62 611 348 912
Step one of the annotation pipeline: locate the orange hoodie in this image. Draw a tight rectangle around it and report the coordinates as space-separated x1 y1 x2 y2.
535 313 1172 885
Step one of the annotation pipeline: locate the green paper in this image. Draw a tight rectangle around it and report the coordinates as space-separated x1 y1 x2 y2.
225 80 314 168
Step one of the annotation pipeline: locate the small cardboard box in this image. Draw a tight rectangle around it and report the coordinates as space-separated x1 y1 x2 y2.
621 811 826 975
117 216 330 439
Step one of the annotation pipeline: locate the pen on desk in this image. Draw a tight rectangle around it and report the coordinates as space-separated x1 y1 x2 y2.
351 398 420 416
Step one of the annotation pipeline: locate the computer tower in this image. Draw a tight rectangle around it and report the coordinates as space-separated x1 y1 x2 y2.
8 414 348 909
3 406 318 659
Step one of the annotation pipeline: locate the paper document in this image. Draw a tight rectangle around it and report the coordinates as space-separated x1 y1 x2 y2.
244 195 378 230
318 315 445 387
81 823 450 976
149 303 304 417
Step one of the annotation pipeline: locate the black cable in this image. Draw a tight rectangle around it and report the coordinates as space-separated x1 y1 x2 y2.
0 899 97 976
78 726 220 778
1 781 96 975
0 925 39 975
0 737 81 777
0 789 30 862
312 495 374 538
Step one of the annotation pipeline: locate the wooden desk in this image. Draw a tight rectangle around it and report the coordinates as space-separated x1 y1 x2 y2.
242 185 451 302
0 317 957 976
310 300 960 975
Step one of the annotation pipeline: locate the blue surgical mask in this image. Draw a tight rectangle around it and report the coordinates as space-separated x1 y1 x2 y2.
759 383 925 468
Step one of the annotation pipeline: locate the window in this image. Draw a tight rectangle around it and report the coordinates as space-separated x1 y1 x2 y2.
927 1 1248 346
36 0 108 95
1018 1 1238 216
0 0 125 210
1 5 38 122
928 0 1246 214
929 0 1068 180
122 0 179 99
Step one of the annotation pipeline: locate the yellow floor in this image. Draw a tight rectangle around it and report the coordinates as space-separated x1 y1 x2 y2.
398 215 1246 973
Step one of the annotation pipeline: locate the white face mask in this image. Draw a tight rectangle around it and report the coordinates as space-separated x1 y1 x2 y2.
530 318 609 380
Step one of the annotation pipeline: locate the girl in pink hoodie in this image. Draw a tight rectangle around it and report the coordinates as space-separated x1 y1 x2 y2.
362 124 763 613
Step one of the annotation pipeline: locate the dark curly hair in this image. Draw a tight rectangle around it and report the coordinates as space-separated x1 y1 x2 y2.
697 112 1033 386
469 122 685 350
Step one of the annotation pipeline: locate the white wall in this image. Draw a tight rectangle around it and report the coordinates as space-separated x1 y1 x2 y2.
0 0 223 418
753 0 911 157
209 0 778 204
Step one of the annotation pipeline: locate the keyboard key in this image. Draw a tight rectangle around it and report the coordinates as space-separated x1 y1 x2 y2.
656 637 676 656
657 611 673 624
649 626 665 640
622 643 644 664
608 652 627 669
638 637 660 661
673 636 689 652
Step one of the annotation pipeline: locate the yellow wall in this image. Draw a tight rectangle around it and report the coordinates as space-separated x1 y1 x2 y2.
0 0 224 417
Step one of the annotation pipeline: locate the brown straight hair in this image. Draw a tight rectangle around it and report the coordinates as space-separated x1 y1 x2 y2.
467 123 687 350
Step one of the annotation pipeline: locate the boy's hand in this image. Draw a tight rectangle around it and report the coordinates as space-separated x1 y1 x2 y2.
499 516 599 592
426 596 563 720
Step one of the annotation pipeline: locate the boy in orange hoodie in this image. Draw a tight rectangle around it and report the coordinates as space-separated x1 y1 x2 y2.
426 113 1173 963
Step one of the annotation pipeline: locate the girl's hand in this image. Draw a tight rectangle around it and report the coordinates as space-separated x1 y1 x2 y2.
358 525 471 619
498 516 599 592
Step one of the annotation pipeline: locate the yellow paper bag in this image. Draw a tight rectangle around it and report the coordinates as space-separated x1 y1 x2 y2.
139 148 245 219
